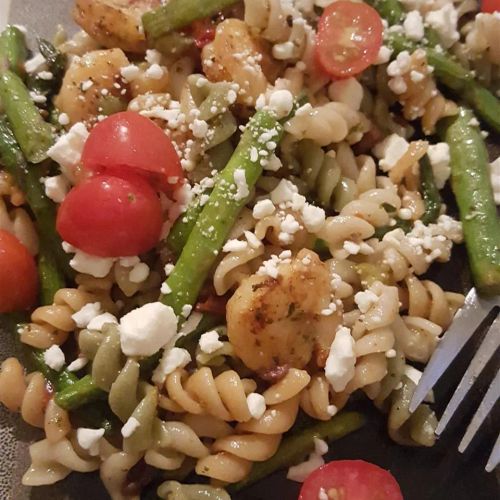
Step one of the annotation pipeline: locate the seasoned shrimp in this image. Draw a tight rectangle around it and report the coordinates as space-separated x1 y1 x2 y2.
54 48 130 124
202 19 270 106
226 249 341 376
73 0 160 54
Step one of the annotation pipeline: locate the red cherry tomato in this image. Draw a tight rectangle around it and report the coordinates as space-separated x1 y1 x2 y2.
56 173 163 257
481 0 500 12
299 460 403 500
81 111 183 193
315 1 383 79
0 230 38 312
191 18 216 48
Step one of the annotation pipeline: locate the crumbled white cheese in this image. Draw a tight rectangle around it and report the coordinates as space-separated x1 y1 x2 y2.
386 349 397 358
387 51 412 77
145 63 164 79
222 239 248 252
67 357 89 372
489 157 500 204
37 70 53 80
301 204 326 232
253 199 276 219
58 113 70 126
398 208 413 220
43 345 65 371
71 302 102 328
233 169 249 201
404 365 423 386
81 79 93 91
281 214 301 234
43 175 70 203
119 256 140 268
246 393 266 420
388 76 408 95
270 179 298 204
190 119 209 139
120 65 141 82
404 11 424 41
245 230 263 249
354 290 379 314
427 142 451 189
68 249 115 278
268 89 294 119
30 91 47 104
343 240 361 255
325 326 356 392
76 428 105 456
164 263 175 276
410 70 425 83
161 283 172 295
375 45 393 65
328 77 364 111
425 4 459 49
129 262 150 283
47 122 89 174
287 437 329 482
199 330 224 354
119 302 178 357
145 49 162 65
181 304 193 318
87 312 118 331
152 347 191 385
24 53 47 73
373 133 410 172
121 417 141 438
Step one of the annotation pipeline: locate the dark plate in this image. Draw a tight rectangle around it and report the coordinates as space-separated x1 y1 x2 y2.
2 2 499 499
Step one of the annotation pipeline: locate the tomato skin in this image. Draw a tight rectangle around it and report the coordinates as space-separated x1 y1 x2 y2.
481 0 500 12
299 460 403 500
56 173 163 257
315 1 383 78
191 19 216 48
0 230 38 312
81 111 183 193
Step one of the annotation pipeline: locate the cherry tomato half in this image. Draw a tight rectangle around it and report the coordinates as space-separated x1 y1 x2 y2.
481 0 500 12
56 173 163 257
299 460 403 500
315 1 383 79
81 111 183 193
0 230 38 313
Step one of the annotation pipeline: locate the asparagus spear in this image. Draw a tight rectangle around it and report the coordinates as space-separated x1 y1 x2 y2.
0 26 27 76
55 374 106 410
143 0 239 41
419 155 441 225
229 411 366 493
38 247 66 305
161 110 283 316
0 69 54 162
0 116 73 280
439 108 500 295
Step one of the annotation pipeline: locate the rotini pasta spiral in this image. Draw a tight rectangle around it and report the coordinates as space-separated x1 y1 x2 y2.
22 434 100 486
387 49 458 134
0 358 47 428
0 196 39 255
157 481 230 500
20 287 114 349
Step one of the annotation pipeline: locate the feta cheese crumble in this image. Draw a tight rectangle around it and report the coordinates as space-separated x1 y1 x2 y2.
121 417 141 438
427 142 451 189
43 175 70 203
246 393 266 420
199 330 224 354
373 134 410 172
71 302 102 328
287 438 329 482
233 169 249 201
152 347 191 385
325 326 356 392
87 313 118 331
44 345 65 371
489 157 500 204
76 428 105 456
119 302 178 357
253 199 275 219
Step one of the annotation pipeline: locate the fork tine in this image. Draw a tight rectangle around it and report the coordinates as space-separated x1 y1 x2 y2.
435 315 500 435
458 369 500 453
410 289 496 412
485 432 500 472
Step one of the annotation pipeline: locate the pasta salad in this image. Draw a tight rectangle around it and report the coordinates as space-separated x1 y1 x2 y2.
0 0 499 498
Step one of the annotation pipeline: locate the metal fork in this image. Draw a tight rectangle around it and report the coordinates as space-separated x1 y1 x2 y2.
410 288 500 472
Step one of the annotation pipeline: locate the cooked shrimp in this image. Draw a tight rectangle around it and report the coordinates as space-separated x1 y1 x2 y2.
226 249 341 376
202 19 269 106
54 48 130 124
73 0 160 54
